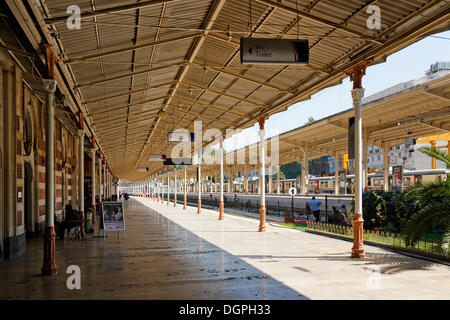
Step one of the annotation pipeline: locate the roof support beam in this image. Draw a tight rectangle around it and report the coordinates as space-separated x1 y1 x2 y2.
166 105 233 126
192 62 294 94
93 108 160 125
64 32 202 63
84 81 175 104
75 61 184 88
89 95 169 116
181 80 267 108
45 0 179 24
255 0 384 44
95 115 158 130
174 95 246 117
135 0 228 166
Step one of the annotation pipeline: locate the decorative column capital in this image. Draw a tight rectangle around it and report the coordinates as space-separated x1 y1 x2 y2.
42 79 57 93
77 129 85 138
91 148 96 156
257 115 267 130
351 88 365 103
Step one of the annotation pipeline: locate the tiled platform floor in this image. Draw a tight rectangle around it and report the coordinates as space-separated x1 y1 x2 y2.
0 197 449 299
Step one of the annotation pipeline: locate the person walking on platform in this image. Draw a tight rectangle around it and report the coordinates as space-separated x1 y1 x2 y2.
306 196 322 222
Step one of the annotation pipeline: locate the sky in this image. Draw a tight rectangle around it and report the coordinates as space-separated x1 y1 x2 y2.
223 30 450 152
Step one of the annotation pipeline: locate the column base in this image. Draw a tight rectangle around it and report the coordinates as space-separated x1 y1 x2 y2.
219 201 224 220
183 197 187 210
351 213 365 258
174 196 177 207
41 226 57 276
197 199 201 214
259 205 266 232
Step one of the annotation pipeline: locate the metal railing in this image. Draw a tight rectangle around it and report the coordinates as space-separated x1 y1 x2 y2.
306 221 449 257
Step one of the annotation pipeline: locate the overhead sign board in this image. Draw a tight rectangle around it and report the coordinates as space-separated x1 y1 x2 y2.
163 158 192 165
149 154 166 161
240 38 309 64
168 131 194 142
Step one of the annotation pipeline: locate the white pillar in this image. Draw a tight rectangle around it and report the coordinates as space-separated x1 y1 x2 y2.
219 138 224 220
268 166 272 194
174 170 177 207
259 127 266 232
103 163 106 199
42 78 57 275
197 151 202 214
91 149 96 208
353 89 364 216
302 150 309 194
362 128 368 190
98 158 103 201
77 129 85 213
184 166 187 209
244 165 248 194
276 164 280 194
334 153 339 195
352 87 365 258
383 145 390 192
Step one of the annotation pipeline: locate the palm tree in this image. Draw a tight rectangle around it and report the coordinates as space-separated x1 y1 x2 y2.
403 147 450 253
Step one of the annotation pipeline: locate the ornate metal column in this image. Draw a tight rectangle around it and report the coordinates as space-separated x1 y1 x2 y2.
42 78 57 276
77 113 86 238
174 169 177 207
167 171 170 206
90 144 96 224
383 145 390 192
334 153 340 195
258 116 266 232
219 137 224 220
276 164 281 194
184 166 187 210
197 151 202 214
346 60 372 259
98 156 103 219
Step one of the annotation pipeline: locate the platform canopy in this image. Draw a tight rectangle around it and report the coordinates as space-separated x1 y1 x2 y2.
12 0 449 180
169 73 450 178
417 133 450 144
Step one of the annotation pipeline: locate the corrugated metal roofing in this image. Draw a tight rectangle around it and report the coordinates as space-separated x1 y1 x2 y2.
36 0 449 179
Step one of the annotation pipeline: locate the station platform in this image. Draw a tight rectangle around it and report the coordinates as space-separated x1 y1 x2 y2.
0 197 449 300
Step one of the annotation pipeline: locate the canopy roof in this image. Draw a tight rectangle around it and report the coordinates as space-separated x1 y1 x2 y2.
154 72 450 179
21 0 450 179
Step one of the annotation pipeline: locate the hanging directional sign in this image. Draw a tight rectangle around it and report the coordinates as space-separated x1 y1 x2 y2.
168 131 194 142
163 158 192 165
240 38 309 64
149 154 166 161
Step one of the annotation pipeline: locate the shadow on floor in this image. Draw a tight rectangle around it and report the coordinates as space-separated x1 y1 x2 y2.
0 198 308 300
